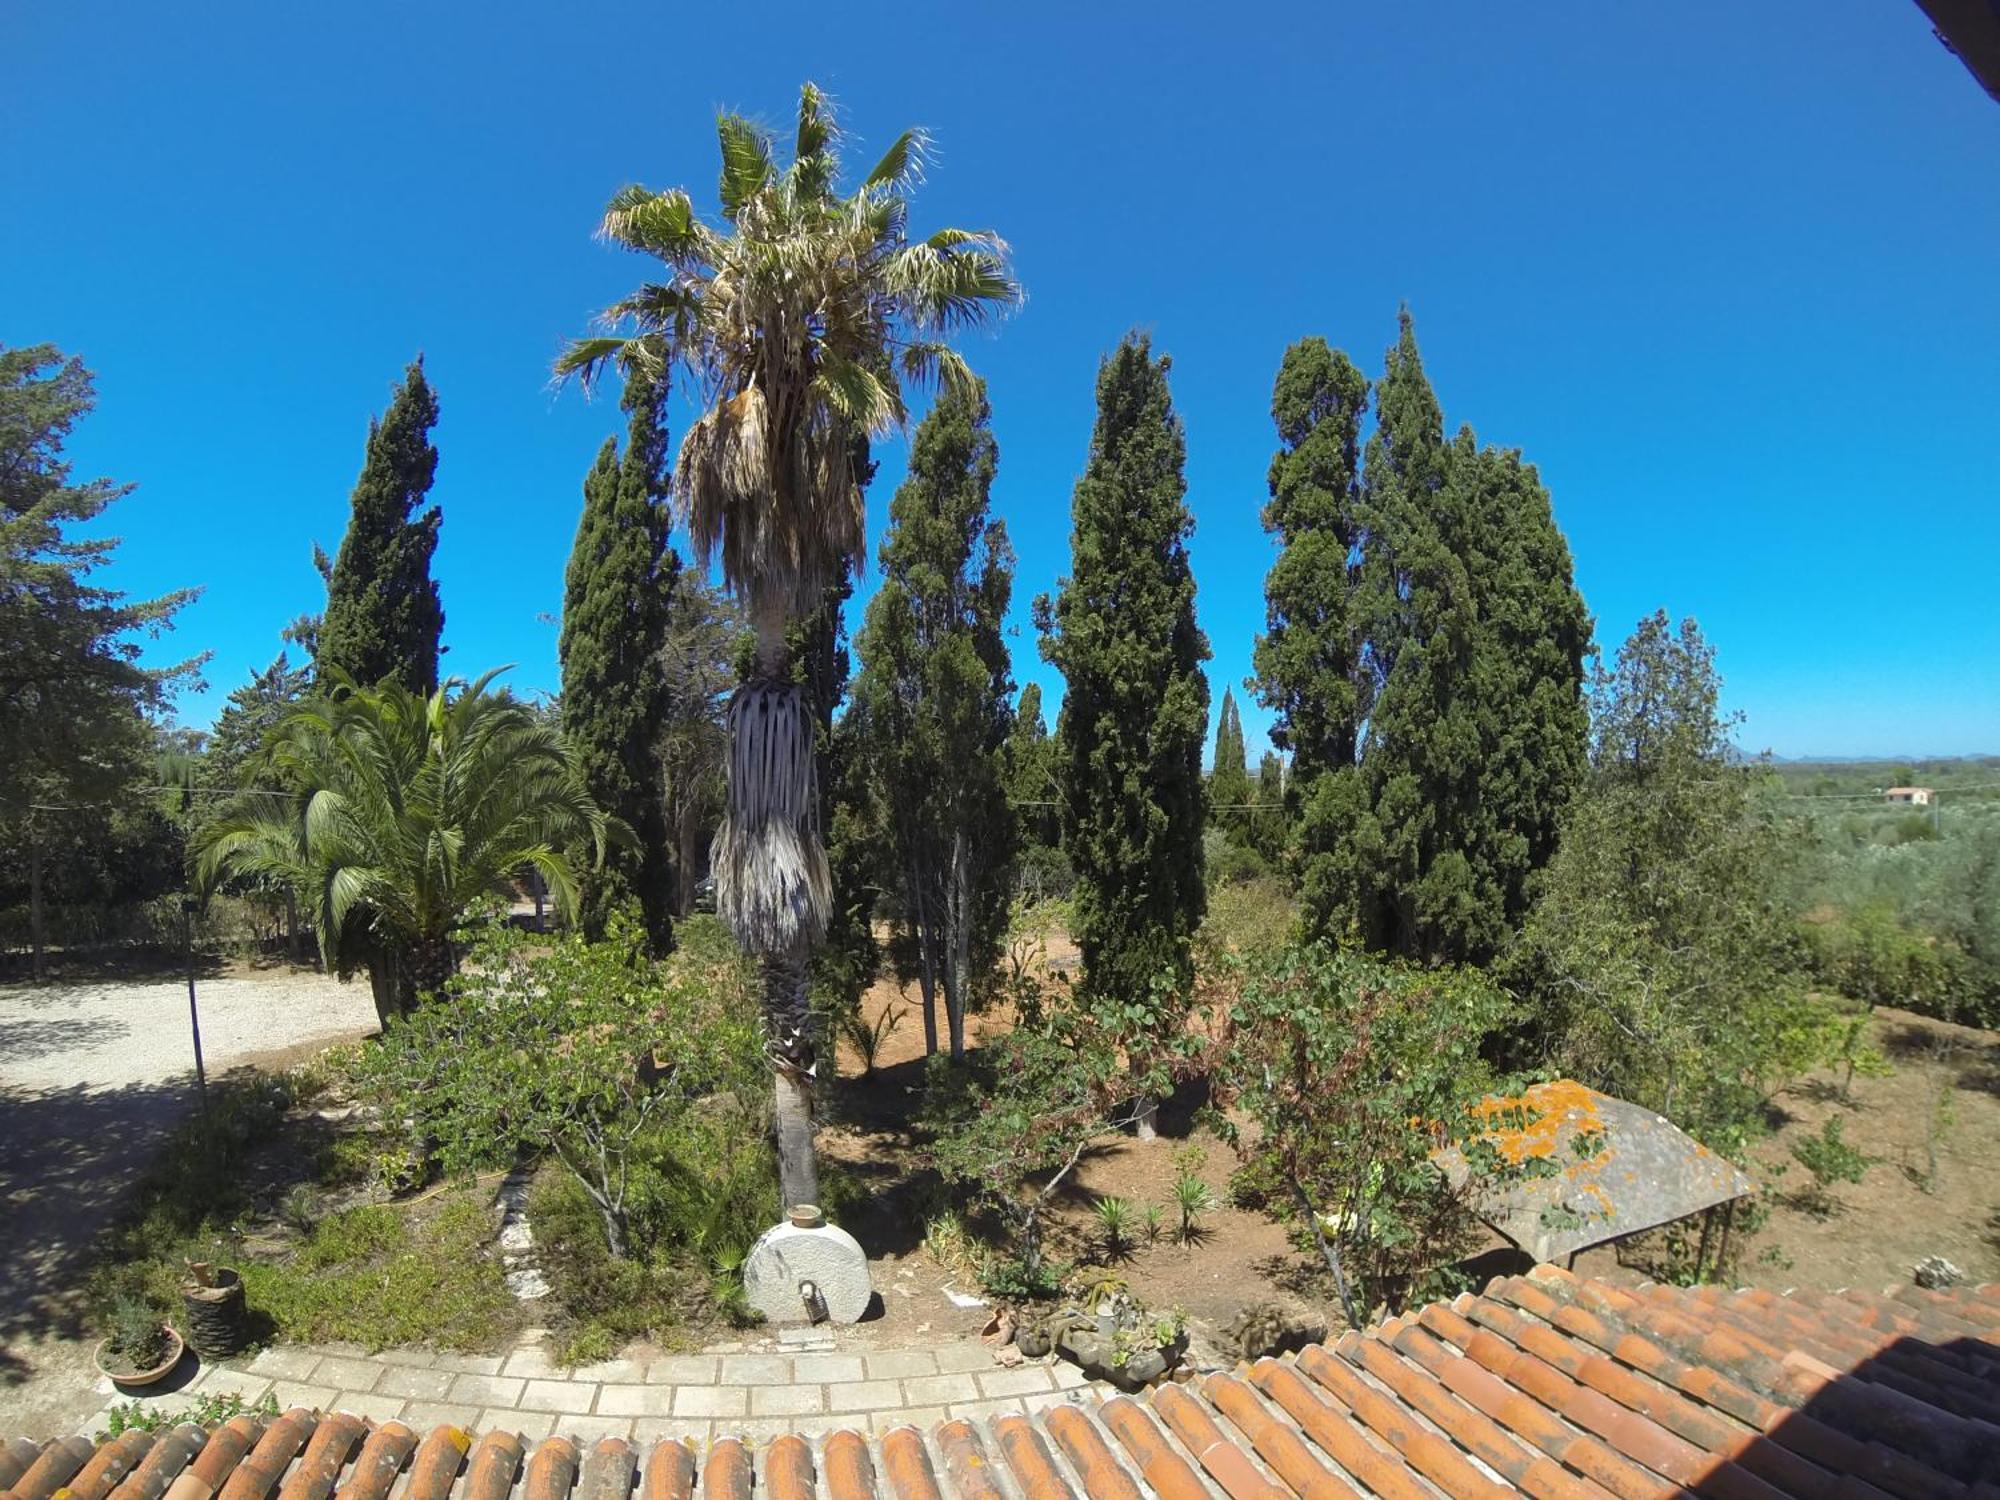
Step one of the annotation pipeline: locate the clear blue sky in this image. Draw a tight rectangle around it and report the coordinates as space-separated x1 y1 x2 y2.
7 1 1997 759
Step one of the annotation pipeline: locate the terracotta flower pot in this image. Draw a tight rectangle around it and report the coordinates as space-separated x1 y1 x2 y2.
94 1325 185 1389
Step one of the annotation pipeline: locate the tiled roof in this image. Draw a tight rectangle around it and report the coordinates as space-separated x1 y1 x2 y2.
7 1266 1997 1500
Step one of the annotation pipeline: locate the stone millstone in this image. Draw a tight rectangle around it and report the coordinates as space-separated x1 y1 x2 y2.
743 1219 872 1325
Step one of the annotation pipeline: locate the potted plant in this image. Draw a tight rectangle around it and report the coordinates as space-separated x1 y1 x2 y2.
180 1259 248 1359
94 1298 184 1388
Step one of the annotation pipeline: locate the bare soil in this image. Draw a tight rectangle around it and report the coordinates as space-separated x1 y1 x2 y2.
822 961 2000 1360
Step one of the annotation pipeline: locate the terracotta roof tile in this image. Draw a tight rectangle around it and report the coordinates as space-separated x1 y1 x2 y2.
15 1274 2000 1500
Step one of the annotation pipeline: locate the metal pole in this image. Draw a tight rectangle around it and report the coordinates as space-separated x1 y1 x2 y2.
183 896 208 1114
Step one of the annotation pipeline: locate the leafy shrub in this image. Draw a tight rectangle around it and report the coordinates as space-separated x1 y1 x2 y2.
1788 1116 1872 1215
99 1390 279 1440
102 1296 171 1372
355 915 764 1258
1215 944 1513 1326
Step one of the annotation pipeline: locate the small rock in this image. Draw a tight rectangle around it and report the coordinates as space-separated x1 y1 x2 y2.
1913 1255 1965 1290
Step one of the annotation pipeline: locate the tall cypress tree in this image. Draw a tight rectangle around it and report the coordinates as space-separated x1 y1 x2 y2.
559 375 677 950
1208 687 1252 841
1038 334 1209 1128
1276 311 1588 962
1252 337 1370 778
318 359 444 695
851 382 1016 1058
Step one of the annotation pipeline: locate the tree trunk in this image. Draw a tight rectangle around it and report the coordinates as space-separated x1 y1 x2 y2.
1134 1094 1160 1141
29 823 45 983
764 944 821 1211
946 832 971 1061
911 857 939 1055
366 953 402 1032
677 801 701 916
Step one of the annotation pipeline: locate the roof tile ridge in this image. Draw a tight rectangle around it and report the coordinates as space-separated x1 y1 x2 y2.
1196 1367 1359 1496
1776 1347 2000 1486
108 1425 208 1500
933 1417 1014 1500
328 1421 415 1500
876 1425 945 1500
518 1435 578 1500
273 1412 365 1500
63 1430 154 1500
1247 1356 1436 1500
1146 1375 1287 1500
1098 1392 1226 1500
702 1437 752 1500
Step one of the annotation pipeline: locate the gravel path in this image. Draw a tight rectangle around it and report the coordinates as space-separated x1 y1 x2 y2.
0 965 378 1422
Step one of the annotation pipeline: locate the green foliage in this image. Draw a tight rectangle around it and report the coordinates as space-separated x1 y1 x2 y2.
194 672 609 1022
850 381 1017 1057
0 345 204 963
1170 1152 1216 1245
836 1002 905 1078
243 1199 516 1349
103 1295 171 1371
529 1105 782 1357
1208 688 1253 840
925 1010 1152 1286
1788 1116 1871 1215
1258 317 1589 963
1002 683 1071 900
99 1391 279 1440
1516 613 1835 1151
1093 1195 1132 1256
1037 334 1210 1035
91 1070 516 1354
560 376 680 950
1198 872 1297 963
1218 944 1513 1324
1253 335 1368 782
356 917 764 1259
317 359 444 696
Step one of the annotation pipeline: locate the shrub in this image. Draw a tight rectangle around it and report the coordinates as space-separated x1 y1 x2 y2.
355 915 764 1259
1215 944 1513 1326
1789 1116 1871 1215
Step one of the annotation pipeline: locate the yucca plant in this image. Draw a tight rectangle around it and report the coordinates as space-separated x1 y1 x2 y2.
1172 1172 1216 1246
1093 1195 1132 1257
556 84 1018 1211
837 1002 905 1080
1141 1202 1165 1246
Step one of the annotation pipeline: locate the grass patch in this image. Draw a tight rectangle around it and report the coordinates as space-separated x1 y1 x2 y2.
91 1068 516 1354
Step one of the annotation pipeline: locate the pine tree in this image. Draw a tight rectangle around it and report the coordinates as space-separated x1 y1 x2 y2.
559 376 677 950
851 383 1016 1058
318 360 444 694
1038 334 1209 1129
1258 313 1588 962
1208 687 1252 841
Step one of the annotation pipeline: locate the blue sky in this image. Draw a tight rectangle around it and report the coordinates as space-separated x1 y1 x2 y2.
7 1 1997 758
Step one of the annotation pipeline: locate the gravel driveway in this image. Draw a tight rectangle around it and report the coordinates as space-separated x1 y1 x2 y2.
0 967 379 1349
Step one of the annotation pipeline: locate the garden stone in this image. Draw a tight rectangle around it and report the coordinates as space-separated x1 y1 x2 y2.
1913 1255 1965 1289
743 1214 871 1324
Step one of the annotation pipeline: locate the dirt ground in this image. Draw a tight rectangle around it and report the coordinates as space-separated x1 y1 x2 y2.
0 959 379 1439
821 960 2000 1356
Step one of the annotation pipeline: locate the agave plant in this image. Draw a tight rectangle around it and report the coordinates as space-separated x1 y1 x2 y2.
557 84 1018 1210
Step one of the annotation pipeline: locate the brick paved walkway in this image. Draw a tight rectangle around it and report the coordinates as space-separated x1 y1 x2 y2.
88 1339 1107 1445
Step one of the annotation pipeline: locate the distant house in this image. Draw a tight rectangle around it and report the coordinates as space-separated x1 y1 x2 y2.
1885 786 1935 806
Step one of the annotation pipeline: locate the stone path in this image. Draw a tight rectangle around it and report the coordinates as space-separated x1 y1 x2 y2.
87 1339 1109 1445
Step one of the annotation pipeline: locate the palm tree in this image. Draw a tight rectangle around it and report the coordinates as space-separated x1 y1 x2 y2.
556 84 1019 1209
193 670 609 1026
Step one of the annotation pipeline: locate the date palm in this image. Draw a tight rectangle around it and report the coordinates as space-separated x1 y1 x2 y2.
193 670 608 1026
557 84 1018 1209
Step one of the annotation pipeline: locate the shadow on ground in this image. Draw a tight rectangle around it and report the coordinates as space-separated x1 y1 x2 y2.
0 1075 198 1356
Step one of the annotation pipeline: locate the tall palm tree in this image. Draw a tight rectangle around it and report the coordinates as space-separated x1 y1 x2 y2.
193 670 609 1026
557 84 1019 1209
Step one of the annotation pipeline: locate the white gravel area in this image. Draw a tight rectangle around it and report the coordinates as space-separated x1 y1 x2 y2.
0 968 379 1094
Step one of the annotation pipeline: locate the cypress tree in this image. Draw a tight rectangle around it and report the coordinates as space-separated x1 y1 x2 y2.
1285 310 1588 962
559 375 677 950
850 382 1016 1058
1208 687 1252 841
1252 337 1370 779
1038 334 1209 1128
318 359 444 694
1002 681 1066 898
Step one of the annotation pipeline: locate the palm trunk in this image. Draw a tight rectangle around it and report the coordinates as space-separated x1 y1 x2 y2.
722 601 830 1214
764 944 820 1210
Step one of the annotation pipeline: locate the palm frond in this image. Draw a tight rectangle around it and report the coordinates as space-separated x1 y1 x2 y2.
862 128 929 191
599 186 709 264
554 337 631 392
716 113 774 219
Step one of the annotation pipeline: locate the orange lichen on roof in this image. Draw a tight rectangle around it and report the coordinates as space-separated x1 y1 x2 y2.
1465 1078 1607 1168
